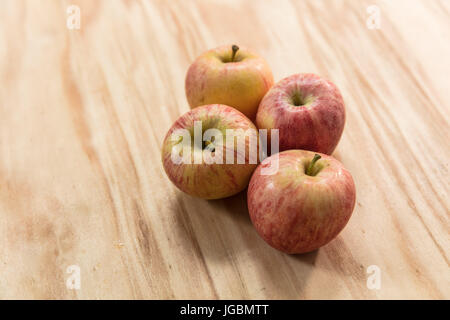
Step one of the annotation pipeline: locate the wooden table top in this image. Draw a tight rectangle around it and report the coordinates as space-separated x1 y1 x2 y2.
0 0 448 299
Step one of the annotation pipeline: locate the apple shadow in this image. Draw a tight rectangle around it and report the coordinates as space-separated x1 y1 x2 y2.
171 190 252 262
171 189 319 298
286 249 319 265
206 190 253 226
250 243 319 298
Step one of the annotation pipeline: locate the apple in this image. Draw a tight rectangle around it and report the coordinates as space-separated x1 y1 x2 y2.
256 73 345 155
162 104 259 199
185 44 274 120
247 150 356 254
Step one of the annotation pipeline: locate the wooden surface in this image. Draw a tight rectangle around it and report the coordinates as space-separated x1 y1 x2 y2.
0 0 449 300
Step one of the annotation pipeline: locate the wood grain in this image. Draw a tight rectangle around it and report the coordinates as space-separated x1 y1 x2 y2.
0 0 449 299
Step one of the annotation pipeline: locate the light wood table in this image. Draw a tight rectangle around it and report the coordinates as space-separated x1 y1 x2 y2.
0 0 448 299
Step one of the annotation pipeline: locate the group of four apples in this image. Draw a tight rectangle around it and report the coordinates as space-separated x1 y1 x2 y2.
162 45 356 254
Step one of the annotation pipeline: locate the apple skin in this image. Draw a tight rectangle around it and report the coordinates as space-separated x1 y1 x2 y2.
256 73 345 155
247 150 356 254
162 104 258 199
185 45 274 120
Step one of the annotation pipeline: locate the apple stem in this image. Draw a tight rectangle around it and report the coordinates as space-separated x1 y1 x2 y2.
306 154 321 176
231 45 239 62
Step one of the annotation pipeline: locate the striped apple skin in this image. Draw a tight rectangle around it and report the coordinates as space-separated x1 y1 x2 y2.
256 73 345 155
161 104 258 199
247 150 356 254
185 45 274 120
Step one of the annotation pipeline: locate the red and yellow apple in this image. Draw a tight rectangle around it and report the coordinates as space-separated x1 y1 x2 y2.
256 73 345 155
247 150 356 254
185 45 274 120
162 104 259 199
